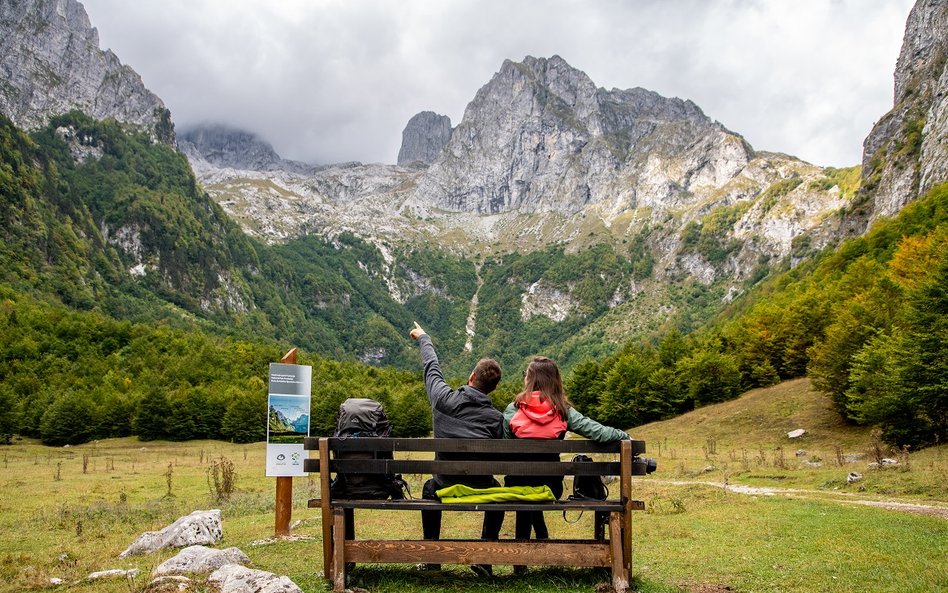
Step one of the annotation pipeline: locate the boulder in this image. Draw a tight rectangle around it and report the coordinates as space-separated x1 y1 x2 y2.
847 472 863 484
152 545 250 577
208 564 302 593
120 510 222 557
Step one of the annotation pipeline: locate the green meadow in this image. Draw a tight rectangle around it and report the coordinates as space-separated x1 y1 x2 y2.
1 379 945 593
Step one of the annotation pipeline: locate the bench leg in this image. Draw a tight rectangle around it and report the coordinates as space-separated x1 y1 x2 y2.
333 508 347 592
594 510 607 541
609 512 629 593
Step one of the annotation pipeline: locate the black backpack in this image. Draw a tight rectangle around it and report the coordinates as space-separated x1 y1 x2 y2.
329 398 407 500
563 454 608 524
567 454 608 500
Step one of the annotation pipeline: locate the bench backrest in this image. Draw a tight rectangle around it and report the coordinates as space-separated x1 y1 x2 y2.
302 437 650 477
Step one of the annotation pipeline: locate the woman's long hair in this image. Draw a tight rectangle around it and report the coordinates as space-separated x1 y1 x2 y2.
514 356 573 419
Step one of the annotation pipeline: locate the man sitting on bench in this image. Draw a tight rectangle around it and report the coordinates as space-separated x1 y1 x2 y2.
409 322 504 577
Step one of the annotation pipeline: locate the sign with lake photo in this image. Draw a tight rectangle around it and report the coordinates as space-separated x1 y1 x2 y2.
266 363 312 476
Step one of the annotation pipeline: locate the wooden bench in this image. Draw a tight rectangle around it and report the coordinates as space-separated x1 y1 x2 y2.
303 437 650 592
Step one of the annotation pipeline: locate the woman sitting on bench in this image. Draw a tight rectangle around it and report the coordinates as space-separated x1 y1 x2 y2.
502 356 631 573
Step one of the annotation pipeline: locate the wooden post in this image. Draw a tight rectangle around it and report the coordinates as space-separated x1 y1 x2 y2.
620 440 633 574
274 348 298 537
320 438 334 581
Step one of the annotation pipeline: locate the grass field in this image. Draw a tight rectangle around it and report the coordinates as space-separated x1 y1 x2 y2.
1 378 946 593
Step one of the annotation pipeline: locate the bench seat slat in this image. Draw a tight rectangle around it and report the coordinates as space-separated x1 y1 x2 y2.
309 498 627 512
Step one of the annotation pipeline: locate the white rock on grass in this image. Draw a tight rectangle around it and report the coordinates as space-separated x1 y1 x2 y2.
144 575 192 592
153 545 250 577
87 568 140 580
120 510 222 557
208 564 303 593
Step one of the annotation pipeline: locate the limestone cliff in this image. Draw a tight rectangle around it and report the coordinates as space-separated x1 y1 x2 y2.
0 0 173 143
862 0 948 219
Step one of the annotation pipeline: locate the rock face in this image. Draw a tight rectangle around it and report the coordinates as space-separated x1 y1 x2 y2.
152 545 250 577
862 0 948 219
410 55 753 215
0 0 173 143
208 564 302 593
120 510 223 557
397 111 452 165
194 56 858 289
179 125 283 170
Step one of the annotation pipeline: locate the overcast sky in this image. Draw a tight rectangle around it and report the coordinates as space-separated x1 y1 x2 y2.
80 0 914 168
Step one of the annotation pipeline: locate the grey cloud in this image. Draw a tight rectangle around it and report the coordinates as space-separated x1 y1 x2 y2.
81 0 914 167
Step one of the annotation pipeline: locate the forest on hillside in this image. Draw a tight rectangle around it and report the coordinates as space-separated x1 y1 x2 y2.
569 186 947 448
0 111 944 449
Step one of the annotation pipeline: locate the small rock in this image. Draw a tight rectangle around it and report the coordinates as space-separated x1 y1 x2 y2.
787 429 806 439
153 545 250 577
701 465 715 473
847 472 863 484
87 568 140 581
121 510 222 557
49 577 64 585
795 449 807 457
208 564 302 593
881 458 899 465
144 575 192 593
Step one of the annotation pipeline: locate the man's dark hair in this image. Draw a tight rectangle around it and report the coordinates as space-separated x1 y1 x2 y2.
471 358 502 394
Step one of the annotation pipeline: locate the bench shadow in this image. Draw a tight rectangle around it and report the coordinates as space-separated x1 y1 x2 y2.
344 564 616 592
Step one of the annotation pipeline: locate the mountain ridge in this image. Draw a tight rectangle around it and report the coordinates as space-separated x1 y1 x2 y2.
189 55 857 292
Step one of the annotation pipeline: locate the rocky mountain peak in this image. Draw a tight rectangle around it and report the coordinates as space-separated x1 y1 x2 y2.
0 0 173 143
396 111 452 166
179 124 282 170
409 54 751 215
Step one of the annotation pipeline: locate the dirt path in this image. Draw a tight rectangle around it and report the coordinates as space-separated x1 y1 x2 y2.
649 479 948 519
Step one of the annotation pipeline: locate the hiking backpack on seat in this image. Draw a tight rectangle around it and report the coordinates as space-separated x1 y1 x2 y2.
329 398 406 500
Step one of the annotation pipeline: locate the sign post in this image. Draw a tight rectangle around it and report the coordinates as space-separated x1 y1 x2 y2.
268 348 311 537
